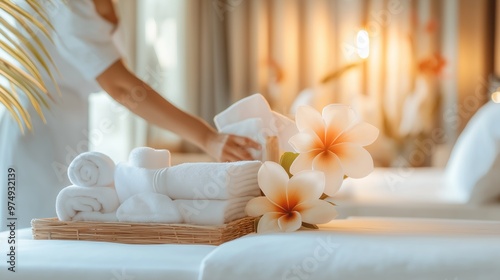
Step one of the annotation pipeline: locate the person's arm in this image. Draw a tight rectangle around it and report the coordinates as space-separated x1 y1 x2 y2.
96 60 260 161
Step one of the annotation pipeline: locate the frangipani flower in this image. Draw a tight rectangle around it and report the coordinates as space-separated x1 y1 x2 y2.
289 105 379 196
245 161 337 233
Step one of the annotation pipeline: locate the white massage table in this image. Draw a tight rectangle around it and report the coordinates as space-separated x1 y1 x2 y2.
0 228 214 280
333 167 500 220
2 217 500 280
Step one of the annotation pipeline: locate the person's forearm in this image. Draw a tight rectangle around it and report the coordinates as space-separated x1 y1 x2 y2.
97 60 217 152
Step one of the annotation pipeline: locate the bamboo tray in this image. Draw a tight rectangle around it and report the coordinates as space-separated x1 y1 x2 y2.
31 216 256 245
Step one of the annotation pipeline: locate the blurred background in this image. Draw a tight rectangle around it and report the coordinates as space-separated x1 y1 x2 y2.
90 0 499 167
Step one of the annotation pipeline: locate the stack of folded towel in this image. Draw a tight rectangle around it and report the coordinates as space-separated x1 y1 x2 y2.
56 152 120 222
54 94 290 225
114 147 261 225
56 148 261 225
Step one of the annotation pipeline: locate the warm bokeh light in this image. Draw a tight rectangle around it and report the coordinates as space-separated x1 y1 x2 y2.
356 30 370 59
492 91 500 103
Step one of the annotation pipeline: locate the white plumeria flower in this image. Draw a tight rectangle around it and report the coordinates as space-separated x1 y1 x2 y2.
245 161 337 233
289 105 379 196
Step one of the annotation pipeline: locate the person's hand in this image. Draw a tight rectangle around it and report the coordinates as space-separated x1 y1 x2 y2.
206 132 261 162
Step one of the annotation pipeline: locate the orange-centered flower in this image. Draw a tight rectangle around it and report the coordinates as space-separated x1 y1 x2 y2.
289 105 379 196
245 161 337 233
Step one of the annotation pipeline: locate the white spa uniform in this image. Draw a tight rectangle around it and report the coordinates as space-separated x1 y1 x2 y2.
0 0 122 230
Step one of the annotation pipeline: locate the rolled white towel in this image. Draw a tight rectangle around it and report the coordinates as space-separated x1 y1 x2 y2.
157 161 262 200
68 151 115 188
116 192 183 223
174 196 254 225
73 212 118 222
129 147 171 169
56 185 120 221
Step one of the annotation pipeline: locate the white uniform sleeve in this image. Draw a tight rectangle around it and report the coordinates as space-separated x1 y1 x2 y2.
51 0 121 81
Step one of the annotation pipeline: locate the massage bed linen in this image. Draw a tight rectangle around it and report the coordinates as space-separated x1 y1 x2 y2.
200 218 500 280
333 167 500 220
0 228 215 280
3 218 500 280
335 167 465 204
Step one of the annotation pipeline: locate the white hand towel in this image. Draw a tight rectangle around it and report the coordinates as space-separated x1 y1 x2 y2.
157 161 262 200
68 151 115 188
214 93 274 130
128 147 171 169
116 192 183 223
214 93 298 155
174 196 254 225
56 185 120 221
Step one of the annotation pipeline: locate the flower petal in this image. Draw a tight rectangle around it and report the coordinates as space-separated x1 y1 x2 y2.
312 151 344 196
336 122 379 146
287 170 325 208
296 200 337 224
322 104 356 145
289 131 323 153
331 143 374 178
257 212 283 233
289 151 318 175
245 196 284 217
277 211 302 232
258 161 289 207
295 106 325 140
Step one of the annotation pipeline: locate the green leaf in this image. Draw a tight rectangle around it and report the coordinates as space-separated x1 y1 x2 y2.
279 152 299 178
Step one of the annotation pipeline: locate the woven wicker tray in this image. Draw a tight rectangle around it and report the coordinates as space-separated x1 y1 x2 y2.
31 216 256 245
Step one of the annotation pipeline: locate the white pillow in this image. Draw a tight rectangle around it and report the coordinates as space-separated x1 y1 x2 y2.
445 101 500 203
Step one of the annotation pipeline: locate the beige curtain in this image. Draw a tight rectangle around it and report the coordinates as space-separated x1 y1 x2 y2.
218 0 494 167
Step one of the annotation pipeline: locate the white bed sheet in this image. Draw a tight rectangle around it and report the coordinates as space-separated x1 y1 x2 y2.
199 218 500 280
0 228 215 280
329 167 500 221
3 218 500 280
335 167 467 204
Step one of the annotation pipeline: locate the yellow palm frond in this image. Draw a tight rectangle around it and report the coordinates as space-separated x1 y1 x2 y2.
0 0 58 133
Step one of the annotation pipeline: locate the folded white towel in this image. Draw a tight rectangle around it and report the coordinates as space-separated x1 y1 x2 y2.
129 147 171 169
114 162 157 203
174 196 254 225
271 111 299 152
214 93 297 157
214 93 274 130
116 192 183 223
73 212 118 222
157 161 262 200
68 151 115 188
114 161 261 202
56 185 119 221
